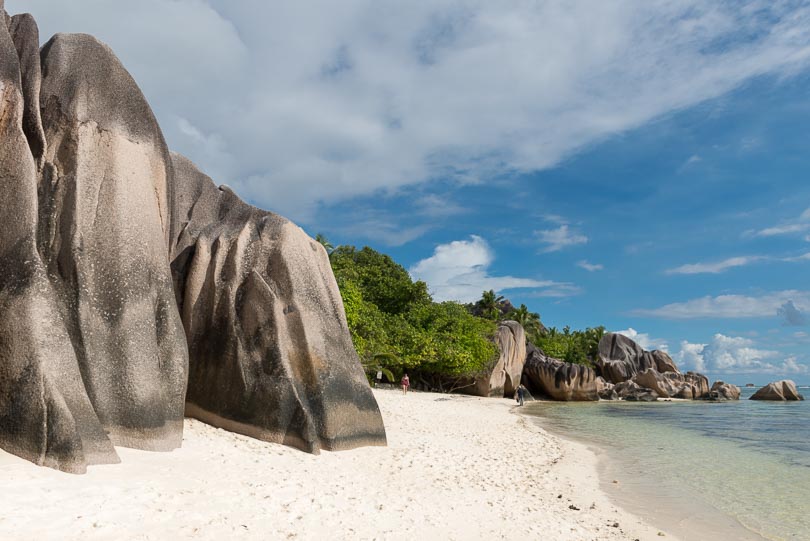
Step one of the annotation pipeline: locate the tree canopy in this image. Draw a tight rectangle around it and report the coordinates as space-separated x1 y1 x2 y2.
329 243 497 384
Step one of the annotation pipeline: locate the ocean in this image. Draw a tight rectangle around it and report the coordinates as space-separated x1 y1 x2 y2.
523 386 810 541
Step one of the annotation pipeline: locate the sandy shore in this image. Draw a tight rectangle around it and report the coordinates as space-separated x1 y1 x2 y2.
0 389 674 540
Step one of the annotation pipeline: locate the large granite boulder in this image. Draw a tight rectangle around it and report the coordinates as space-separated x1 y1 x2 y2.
458 321 526 397
631 369 711 399
170 154 386 452
522 344 599 401
597 332 679 384
705 381 741 401
613 380 658 401
38 32 190 454
750 380 805 401
0 8 386 472
0 10 120 473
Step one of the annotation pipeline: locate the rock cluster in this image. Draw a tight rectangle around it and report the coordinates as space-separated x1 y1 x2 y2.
0 8 385 473
750 380 805 401
522 332 736 403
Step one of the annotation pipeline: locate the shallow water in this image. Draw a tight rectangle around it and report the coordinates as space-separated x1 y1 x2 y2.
523 387 810 541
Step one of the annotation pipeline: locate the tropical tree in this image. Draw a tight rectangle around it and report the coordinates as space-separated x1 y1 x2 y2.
507 303 544 341
476 289 505 321
315 233 335 257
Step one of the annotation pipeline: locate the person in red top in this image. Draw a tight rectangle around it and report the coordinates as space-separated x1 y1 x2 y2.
401 373 410 395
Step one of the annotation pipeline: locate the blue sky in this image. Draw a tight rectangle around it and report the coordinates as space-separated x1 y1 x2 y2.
12 0 810 383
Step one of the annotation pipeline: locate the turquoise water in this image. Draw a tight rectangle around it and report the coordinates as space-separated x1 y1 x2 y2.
524 387 810 541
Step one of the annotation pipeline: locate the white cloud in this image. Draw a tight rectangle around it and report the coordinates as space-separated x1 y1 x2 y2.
665 256 765 275
674 341 708 372
614 328 668 352
751 207 810 238
535 225 588 253
577 260 604 272
13 1 810 221
409 235 576 302
674 334 808 375
783 252 810 262
633 290 810 319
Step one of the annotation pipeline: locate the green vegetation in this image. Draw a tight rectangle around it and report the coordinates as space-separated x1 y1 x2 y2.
329 245 498 388
533 325 606 367
325 239 605 387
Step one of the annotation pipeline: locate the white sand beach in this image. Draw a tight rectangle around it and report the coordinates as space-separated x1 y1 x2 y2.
0 389 673 540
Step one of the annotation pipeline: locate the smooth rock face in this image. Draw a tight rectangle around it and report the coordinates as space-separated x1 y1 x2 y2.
462 321 526 397
750 380 805 401
170 154 386 453
522 344 599 401
597 332 678 384
38 32 189 453
0 12 118 473
0 11 386 472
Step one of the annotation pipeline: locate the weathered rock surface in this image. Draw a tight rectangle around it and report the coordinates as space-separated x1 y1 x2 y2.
0 11 120 474
170 154 386 452
597 332 679 384
612 380 657 400
623 388 658 402
750 380 805 401
39 31 190 454
0 9 386 471
705 381 741 401
630 369 711 400
596 377 617 400
522 344 599 401
460 321 526 397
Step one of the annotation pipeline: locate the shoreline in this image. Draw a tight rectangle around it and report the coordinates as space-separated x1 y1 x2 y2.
522 400 770 541
1 388 674 540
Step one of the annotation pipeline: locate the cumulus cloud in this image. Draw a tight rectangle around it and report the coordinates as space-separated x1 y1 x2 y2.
632 290 810 319
674 334 808 375
576 260 604 272
13 1 810 221
535 225 588 253
409 235 577 302
614 328 668 352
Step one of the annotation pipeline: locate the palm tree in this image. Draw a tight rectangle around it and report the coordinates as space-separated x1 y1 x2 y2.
315 233 335 257
478 289 505 321
507 303 544 340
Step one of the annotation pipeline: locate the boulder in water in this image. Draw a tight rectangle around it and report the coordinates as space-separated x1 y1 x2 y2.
705 381 740 401
750 380 805 401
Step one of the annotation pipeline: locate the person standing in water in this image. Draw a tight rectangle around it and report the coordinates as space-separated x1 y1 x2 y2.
401 373 410 395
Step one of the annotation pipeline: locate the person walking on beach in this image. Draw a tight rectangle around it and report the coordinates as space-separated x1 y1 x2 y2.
401 373 410 395
516 384 526 406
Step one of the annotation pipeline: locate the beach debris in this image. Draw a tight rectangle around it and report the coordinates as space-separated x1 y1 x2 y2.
568 504 580 511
